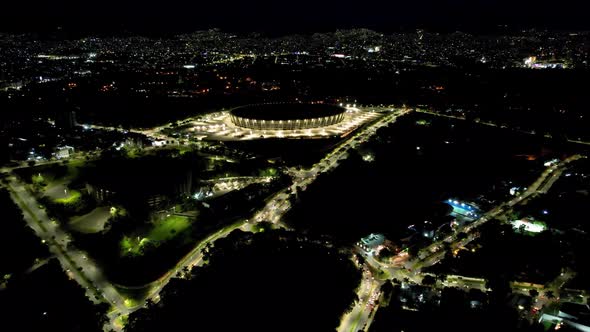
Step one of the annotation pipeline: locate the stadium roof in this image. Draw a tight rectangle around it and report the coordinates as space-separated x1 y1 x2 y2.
231 103 345 121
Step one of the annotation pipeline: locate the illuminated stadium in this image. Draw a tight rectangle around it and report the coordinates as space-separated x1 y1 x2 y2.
187 104 386 141
229 103 346 130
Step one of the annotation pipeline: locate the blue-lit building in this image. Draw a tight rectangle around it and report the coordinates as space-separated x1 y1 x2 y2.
357 233 385 255
446 199 481 221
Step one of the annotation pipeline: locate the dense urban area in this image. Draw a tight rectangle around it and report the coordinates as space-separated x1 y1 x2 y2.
1 27 590 332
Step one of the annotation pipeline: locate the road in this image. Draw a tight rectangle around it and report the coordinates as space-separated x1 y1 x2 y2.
249 108 412 225
8 106 581 331
2 107 412 330
145 108 411 294
3 175 130 330
407 154 583 272
197 176 275 199
337 271 382 332
116 107 413 323
87 124 168 141
353 154 584 331
3 160 244 330
0 152 95 174
416 109 590 146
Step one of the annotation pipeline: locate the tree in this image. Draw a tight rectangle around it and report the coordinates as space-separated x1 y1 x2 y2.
442 242 452 251
200 247 210 261
486 275 511 303
145 299 155 309
380 281 394 307
408 246 420 258
545 290 555 299
356 254 365 266
443 248 454 262
529 289 539 298
506 210 520 220
378 248 394 260
422 275 436 286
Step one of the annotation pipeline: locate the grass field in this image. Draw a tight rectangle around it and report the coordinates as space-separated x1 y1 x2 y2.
54 190 81 205
120 215 191 256
148 215 191 242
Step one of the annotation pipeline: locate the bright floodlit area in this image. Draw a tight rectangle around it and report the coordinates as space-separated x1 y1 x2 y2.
184 107 383 141
4 12 590 332
68 206 111 233
510 219 547 233
120 214 191 255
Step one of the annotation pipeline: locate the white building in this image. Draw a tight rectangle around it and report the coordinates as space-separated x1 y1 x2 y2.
54 145 75 159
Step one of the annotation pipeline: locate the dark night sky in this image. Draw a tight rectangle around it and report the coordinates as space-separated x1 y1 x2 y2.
2 0 589 34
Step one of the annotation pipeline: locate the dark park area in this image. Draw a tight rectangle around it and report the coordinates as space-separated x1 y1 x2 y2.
0 189 49 283
0 260 109 332
126 229 361 332
285 113 548 244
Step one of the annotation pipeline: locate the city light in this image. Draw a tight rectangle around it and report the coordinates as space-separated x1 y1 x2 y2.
2 24 587 332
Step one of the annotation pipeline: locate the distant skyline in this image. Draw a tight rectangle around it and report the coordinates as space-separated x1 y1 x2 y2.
2 0 590 35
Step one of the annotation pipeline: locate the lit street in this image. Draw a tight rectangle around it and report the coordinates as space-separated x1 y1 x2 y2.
107 107 413 322
2 15 590 332
3 175 130 330
352 154 585 331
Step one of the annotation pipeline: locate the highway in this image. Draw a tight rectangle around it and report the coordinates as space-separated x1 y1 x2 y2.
197 176 275 199
148 107 411 282
6 106 583 332
115 107 413 323
337 271 381 332
3 164 250 330
5 107 581 332
416 109 590 146
3 175 131 330
111 111 582 331
252 108 412 224
2 107 411 330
